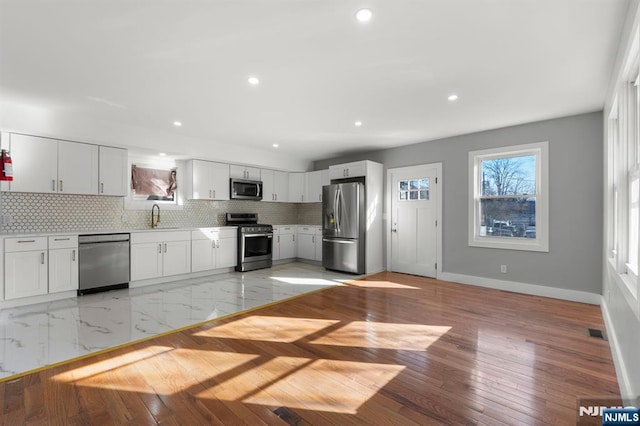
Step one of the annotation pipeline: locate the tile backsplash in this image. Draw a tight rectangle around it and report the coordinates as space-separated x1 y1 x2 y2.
0 192 321 234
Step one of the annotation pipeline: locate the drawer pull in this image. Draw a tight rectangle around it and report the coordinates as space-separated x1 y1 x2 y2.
18 240 36 243
54 238 70 241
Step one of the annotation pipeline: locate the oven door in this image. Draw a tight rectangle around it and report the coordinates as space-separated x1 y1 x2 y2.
240 233 273 263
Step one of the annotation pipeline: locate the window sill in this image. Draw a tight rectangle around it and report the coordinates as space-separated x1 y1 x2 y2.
469 236 549 252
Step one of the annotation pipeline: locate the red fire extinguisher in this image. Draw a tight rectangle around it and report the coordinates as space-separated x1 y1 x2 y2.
1 149 13 181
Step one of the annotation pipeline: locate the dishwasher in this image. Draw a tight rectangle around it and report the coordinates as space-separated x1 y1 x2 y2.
78 233 130 295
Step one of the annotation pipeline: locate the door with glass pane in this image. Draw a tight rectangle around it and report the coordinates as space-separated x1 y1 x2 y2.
390 165 439 277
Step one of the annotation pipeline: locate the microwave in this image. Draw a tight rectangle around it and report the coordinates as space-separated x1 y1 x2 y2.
230 178 263 201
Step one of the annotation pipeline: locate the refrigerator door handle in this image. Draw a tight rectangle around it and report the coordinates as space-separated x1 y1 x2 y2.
322 238 355 244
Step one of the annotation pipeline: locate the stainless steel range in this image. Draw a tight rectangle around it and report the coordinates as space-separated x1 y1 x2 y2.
226 213 273 272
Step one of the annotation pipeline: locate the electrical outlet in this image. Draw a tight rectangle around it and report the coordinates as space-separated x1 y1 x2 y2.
500 265 507 273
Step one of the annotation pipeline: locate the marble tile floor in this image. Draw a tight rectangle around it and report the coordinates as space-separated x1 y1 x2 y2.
0 262 358 380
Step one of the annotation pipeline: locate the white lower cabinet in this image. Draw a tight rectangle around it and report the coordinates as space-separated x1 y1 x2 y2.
4 237 48 300
297 226 316 260
48 235 78 293
315 228 323 261
191 228 237 272
130 231 191 281
273 226 297 260
297 226 322 261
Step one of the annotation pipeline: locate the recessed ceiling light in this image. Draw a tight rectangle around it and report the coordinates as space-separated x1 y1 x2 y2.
272 144 279 148
354 121 363 127
159 152 167 157
355 9 373 23
248 76 260 85
448 94 459 101
173 121 182 127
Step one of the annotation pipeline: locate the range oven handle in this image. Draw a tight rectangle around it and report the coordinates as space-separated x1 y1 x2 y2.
243 233 273 238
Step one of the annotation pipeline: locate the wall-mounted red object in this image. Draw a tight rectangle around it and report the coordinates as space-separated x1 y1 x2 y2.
1 149 13 181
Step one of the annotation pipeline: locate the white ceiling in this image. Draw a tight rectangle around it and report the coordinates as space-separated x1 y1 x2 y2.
0 0 629 166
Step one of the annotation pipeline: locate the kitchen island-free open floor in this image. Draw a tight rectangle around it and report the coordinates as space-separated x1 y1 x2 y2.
0 270 619 424
0 263 356 380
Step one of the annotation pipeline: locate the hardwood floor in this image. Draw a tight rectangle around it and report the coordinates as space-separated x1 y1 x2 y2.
0 272 619 425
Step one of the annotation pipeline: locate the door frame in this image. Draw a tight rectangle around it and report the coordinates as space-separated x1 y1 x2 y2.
386 163 443 279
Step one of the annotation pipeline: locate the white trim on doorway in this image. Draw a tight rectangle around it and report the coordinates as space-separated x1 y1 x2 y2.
385 163 443 279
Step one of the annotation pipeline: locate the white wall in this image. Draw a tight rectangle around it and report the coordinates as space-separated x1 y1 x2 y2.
0 100 310 172
602 0 640 403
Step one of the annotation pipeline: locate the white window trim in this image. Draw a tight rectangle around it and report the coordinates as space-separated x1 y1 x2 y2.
468 141 549 252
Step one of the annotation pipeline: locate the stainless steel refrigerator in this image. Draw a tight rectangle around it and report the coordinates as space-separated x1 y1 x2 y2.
322 182 365 274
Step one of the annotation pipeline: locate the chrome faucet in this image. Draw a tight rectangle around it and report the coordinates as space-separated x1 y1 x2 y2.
151 204 160 228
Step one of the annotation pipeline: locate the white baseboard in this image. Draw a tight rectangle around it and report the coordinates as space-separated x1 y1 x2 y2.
439 272 602 305
601 299 636 402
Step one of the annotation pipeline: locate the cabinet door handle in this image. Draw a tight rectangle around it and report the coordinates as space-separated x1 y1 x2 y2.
41 252 45 264
212 241 215 249
275 193 277 201
209 189 212 198
158 243 162 253
278 236 280 243
52 179 56 191
164 243 167 253
101 182 104 193
216 240 220 248
312 236 315 243
213 190 216 198
293 234 295 242
72 249 76 262
59 180 63 192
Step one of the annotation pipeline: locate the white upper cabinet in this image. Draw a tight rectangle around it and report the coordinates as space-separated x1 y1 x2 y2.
261 169 289 202
288 172 305 202
305 169 329 203
329 161 368 180
186 160 230 200
58 141 99 195
9 134 58 193
230 164 260 180
99 146 128 196
7 133 126 196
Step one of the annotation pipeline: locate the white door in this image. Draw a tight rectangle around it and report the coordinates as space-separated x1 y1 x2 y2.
191 239 215 272
162 240 191 277
49 248 78 293
58 141 99 195
216 237 237 268
99 146 128 196
5 250 48 300
390 165 440 277
210 162 230 200
9 134 58 193
130 242 163 281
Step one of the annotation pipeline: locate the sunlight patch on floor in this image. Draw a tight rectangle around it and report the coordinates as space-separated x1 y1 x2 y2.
54 347 260 395
52 344 173 383
347 280 419 289
270 276 341 286
193 316 340 343
197 356 404 414
310 322 451 351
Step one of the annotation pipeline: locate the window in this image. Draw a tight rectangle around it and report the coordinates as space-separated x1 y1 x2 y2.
398 178 429 201
469 141 549 252
626 74 640 277
131 165 177 202
125 158 183 211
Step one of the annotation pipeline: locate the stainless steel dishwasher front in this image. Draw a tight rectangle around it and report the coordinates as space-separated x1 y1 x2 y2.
78 233 130 295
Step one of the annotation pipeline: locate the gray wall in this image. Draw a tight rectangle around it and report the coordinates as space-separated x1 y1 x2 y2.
315 111 603 294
